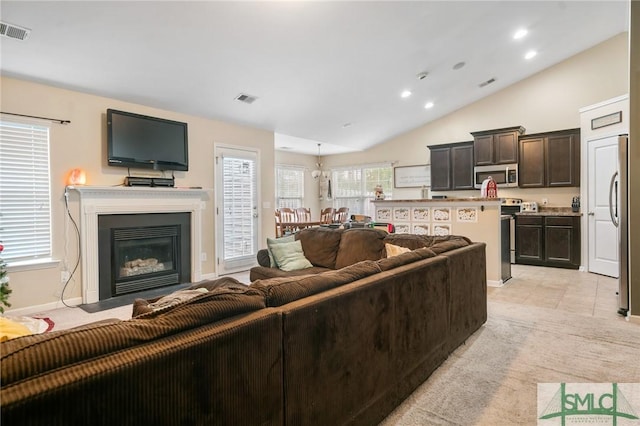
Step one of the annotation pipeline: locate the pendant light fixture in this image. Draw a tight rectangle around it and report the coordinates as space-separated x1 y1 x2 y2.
311 143 323 179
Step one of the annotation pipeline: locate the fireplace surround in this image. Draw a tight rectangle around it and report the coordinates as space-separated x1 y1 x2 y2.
71 186 208 304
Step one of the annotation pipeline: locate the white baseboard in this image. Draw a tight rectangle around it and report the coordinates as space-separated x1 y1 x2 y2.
487 279 504 287
5 297 83 316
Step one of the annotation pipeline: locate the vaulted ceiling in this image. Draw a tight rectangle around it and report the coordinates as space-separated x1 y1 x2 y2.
0 1 629 154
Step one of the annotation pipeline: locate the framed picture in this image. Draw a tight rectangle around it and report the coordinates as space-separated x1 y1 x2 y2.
394 164 431 188
591 111 622 130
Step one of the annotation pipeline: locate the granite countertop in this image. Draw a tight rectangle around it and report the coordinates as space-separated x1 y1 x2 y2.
516 207 582 217
373 197 501 203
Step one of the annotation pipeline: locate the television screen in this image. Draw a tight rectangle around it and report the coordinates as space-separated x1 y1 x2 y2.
107 109 189 171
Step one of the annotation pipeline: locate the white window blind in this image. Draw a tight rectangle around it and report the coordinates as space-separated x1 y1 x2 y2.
222 155 257 260
0 120 52 263
331 164 392 217
276 165 304 209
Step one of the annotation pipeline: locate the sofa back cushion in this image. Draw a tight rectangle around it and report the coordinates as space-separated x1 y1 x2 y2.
428 235 471 253
383 234 471 253
295 227 344 269
334 228 388 269
249 260 382 307
1 287 265 386
377 247 437 271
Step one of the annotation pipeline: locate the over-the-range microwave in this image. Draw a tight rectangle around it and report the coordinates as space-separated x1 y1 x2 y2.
474 163 518 189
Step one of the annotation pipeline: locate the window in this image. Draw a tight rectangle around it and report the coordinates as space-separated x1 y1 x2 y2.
0 119 52 263
276 165 304 209
331 163 392 217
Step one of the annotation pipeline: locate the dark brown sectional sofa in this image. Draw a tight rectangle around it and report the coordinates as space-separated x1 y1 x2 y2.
0 227 487 426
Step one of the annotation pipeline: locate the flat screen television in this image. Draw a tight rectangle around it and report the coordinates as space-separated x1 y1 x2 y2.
107 109 189 171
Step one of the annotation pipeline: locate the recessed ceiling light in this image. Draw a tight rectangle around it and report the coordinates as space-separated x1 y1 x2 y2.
513 29 528 40
453 61 466 70
524 50 537 60
424 102 434 109
401 90 412 98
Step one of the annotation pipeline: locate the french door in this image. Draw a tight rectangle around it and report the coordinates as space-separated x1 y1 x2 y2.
214 145 259 274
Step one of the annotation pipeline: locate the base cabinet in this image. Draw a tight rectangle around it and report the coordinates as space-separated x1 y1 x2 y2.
515 215 580 269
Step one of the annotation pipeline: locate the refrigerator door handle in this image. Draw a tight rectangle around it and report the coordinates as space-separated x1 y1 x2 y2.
609 171 619 227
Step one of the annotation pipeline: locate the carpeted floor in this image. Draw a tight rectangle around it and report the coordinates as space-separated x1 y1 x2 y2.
380 300 640 425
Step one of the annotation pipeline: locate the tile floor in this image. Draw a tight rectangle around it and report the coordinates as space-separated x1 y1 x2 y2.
491 264 624 320
31 265 632 332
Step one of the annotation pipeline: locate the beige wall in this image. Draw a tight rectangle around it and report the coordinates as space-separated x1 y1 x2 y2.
1 76 275 311
323 33 629 209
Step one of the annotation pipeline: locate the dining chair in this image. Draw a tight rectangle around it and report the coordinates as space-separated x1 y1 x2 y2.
281 207 298 235
333 207 349 223
320 207 335 224
295 207 311 223
275 208 297 237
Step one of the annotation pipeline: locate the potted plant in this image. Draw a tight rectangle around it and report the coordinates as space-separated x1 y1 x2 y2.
0 243 11 314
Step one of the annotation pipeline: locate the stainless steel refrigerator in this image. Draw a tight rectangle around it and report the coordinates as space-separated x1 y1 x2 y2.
613 135 630 316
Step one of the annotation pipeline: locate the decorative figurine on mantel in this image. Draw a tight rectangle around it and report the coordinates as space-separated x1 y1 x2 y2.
374 184 385 200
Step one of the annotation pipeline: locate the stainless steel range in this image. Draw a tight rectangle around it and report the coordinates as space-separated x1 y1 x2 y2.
501 198 523 264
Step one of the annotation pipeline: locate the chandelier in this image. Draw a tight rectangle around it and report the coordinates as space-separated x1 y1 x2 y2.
311 143 323 179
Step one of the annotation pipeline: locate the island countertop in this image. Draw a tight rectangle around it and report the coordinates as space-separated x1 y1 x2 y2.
372 198 501 203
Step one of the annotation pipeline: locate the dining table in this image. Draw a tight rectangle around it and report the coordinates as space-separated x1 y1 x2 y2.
279 221 322 234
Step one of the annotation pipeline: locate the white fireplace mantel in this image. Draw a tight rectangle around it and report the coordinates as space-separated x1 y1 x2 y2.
70 186 209 304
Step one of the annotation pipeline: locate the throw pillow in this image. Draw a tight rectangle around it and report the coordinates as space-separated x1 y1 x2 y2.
267 235 296 267
269 240 313 272
385 243 411 258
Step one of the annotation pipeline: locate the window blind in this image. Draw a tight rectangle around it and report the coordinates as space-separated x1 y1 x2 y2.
0 120 52 262
276 165 304 209
222 155 256 260
331 164 392 217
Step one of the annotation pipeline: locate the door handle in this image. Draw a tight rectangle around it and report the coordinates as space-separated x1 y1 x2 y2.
587 212 595 216
609 171 619 227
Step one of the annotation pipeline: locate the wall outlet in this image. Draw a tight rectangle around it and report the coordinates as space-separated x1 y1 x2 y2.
61 270 70 284
542 198 548 205
200 252 207 262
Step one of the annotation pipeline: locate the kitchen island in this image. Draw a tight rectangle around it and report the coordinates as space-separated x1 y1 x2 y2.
372 198 503 286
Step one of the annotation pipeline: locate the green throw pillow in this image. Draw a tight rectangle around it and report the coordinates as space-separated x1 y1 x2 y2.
269 240 313 272
267 235 296 267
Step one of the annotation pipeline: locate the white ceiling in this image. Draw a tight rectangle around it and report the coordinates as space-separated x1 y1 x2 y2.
0 1 629 155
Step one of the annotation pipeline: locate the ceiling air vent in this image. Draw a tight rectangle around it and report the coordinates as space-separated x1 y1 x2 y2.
478 78 496 88
0 21 31 41
234 93 258 104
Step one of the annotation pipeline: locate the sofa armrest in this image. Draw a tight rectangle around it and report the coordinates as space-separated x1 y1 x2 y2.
257 249 271 267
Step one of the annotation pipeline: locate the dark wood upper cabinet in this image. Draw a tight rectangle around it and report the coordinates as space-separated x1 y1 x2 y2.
546 132 580 187
451 143 475 190
471 126 525 166
429 146 452 191
518 129 580 188
428 141 474 191
518 137 545 188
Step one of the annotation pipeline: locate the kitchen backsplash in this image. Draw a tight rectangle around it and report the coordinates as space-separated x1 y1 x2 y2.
426 186 581 209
